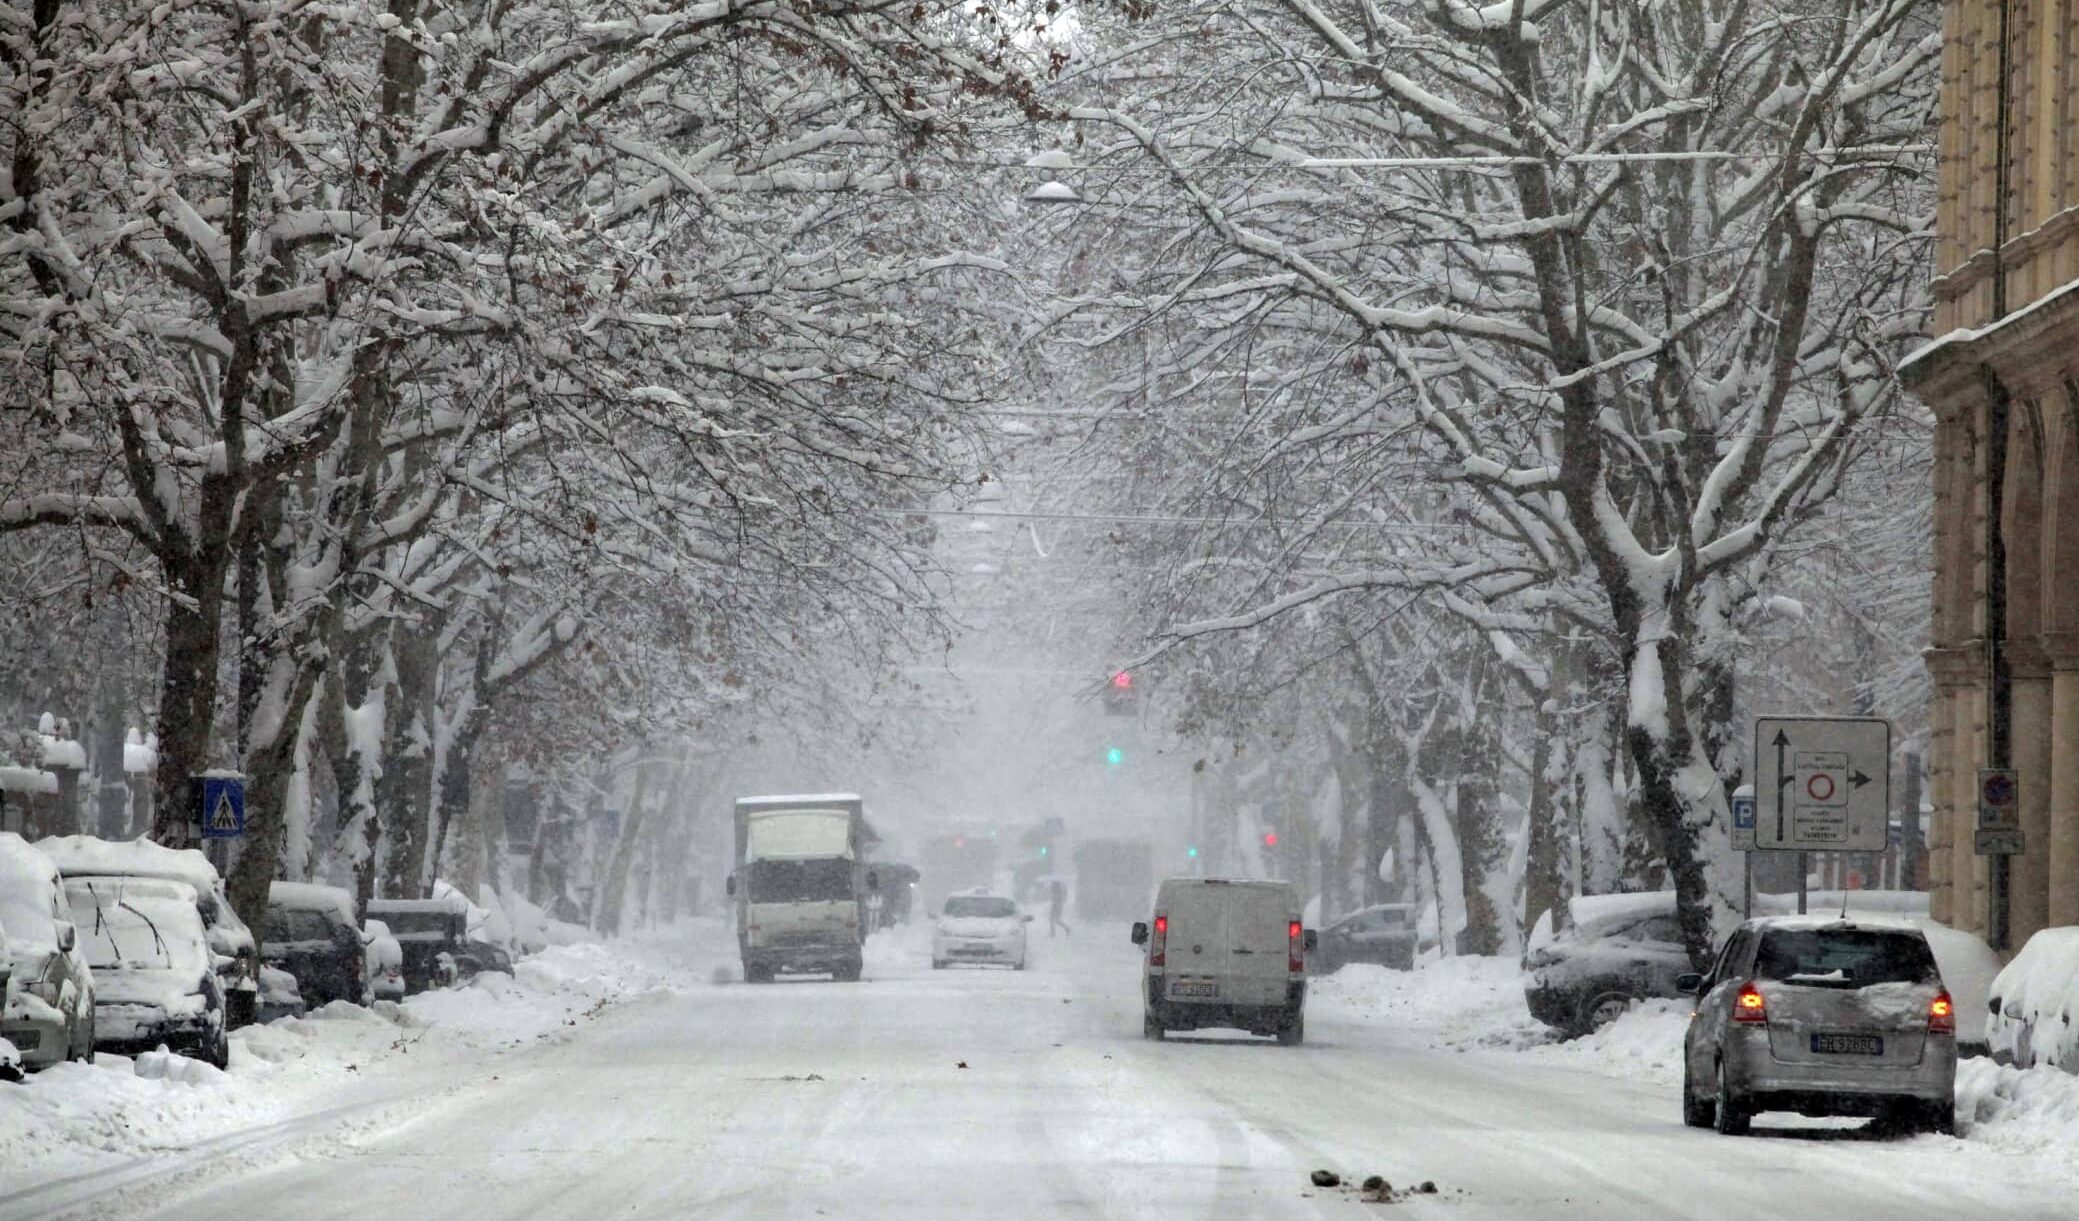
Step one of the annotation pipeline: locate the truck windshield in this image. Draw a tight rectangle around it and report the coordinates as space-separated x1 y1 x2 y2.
747 859 853 903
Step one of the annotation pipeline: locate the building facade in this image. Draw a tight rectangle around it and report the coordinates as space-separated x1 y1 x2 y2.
1903 0 2079 945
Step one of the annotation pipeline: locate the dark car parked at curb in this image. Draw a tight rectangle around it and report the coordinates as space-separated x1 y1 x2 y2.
366 897 512 993
1680 916 1957 1136
1312 903 1420 973
1524 893 1691 1037
263 883 369 1008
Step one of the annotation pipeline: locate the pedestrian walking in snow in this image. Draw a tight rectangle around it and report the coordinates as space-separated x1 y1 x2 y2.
1049 879 1071 938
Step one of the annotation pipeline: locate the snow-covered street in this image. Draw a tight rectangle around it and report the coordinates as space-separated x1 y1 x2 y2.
9 924 2074 1221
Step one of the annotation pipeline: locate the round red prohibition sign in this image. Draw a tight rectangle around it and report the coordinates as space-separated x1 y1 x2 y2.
1806 773 1836 802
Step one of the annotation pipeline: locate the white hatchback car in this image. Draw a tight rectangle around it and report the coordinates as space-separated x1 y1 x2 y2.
931 893 1030 970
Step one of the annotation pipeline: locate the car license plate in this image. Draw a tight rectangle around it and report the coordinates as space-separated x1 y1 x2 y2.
1171 980 1218 998
1811 1032 1883 1056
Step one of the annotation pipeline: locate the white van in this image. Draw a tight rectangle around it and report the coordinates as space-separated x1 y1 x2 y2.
1132 878 1315 1044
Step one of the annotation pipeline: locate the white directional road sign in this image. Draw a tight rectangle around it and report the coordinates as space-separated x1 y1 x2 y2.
1753 716 1890 852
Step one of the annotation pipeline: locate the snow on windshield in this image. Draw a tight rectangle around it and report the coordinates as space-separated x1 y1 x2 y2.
1755 929 1937 987
68 887 209 973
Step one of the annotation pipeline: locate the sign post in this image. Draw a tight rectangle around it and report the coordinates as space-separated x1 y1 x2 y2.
1754 717 1891 914
193 774 246 840
1975 768 2024 856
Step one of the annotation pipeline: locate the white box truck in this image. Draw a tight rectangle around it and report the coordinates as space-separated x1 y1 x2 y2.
727 794 876 983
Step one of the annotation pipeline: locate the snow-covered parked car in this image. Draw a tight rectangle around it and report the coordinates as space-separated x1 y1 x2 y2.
37 834 262 1029
1987 926 2079 1071
0 916 18 1080
66 876 230 1067
264 883 369 1008
367 894 513 991
1524 893 1692 1036
363 919 406 1002
931 892 1030 970
1313 903 1420 972
0 833 96 1069
256 965 307 1024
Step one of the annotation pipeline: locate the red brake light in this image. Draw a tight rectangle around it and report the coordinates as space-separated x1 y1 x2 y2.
1733 982 1767 1024
1288 921 1305 973
1150 915 1167 968
1929 991 1955 1035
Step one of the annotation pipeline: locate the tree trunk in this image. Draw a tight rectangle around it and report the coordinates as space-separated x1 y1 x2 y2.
151 565 227 844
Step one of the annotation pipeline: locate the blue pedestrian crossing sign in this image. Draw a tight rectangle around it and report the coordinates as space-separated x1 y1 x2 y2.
198 775 246 839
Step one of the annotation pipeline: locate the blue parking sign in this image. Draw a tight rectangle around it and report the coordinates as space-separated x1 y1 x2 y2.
198 776 246 839
1732 793 1756 831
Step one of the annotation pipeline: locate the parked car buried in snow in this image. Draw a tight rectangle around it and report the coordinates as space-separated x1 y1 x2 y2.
1312 903 1419 973
263 883 369 1008
1679 916 1957 1136
1986 925 2079 1071
365 897 511 992
1523 892 1692 1036
66 876 231 1067
36 834 262 1030
0 833 96 1070
362 919 407 1002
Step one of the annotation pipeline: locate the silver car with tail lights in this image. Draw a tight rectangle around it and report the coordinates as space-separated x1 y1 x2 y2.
1679 916 1957 1136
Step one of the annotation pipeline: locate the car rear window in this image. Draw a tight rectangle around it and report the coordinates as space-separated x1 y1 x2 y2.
1754 928 1938 987
944 897 1014 918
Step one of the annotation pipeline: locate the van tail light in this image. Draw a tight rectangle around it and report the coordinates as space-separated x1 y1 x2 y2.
1929 991 1955 1036
1150 915 1167 968
1289 921 1305 973
1733 982 1768 1024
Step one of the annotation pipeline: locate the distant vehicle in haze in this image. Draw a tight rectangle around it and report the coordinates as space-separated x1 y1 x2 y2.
931 892 1030 970
1313 903 1419 972
365 895 512 992
1073 839 1153 923
920 832 998 913
1680 916 1956 1136
728 794 877 983
1133 878 1314 1045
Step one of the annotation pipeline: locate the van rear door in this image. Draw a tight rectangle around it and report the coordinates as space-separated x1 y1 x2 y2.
1219 884 1295 1007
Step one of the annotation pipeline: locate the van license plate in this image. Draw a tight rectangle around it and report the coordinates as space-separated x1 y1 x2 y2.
1171 981 1219 998
1811 1033 1883 1056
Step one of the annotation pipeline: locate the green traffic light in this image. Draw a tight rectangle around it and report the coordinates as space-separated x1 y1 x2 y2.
1186 846 1199 858
1105 746 1124 765
1039 845 1049 857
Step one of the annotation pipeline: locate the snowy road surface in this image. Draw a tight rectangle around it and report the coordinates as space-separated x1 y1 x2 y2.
31 927 2074 1221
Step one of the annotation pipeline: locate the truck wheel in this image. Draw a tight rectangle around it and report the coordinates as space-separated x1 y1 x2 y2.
1143 1011 1165 1041
744 963 772 984
834 958 863 983
1276 1010 1305 1046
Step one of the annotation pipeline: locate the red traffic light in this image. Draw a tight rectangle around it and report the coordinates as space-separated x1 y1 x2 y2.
1111 670 1133 690
1262 831 1278 847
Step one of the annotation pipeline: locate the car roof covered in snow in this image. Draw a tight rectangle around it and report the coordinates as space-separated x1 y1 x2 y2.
0 833 63 953
35 834 226 894
367 895 470 915
1741 913 1925 934
268 881 357 924
1566 890 1675 933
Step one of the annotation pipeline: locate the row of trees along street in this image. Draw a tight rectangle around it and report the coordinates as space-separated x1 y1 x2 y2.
3 0 1945 963
1012 0 1940 966
0 0 1058 929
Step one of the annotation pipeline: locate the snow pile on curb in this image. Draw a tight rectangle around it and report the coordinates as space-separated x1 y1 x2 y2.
1958 1058 2079 1154
0 934 693 1192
